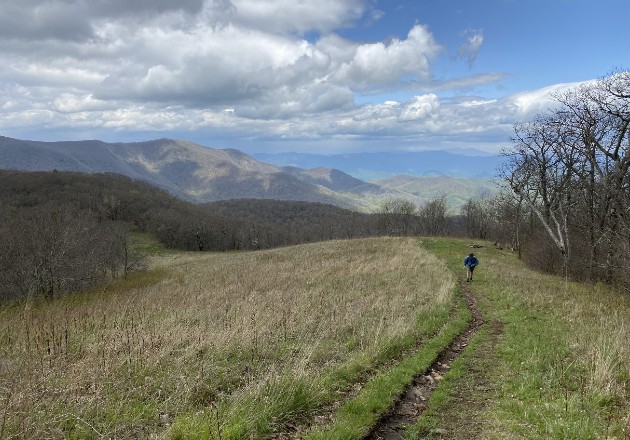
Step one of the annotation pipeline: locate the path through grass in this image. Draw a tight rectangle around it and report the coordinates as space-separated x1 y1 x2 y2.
412 238 630 439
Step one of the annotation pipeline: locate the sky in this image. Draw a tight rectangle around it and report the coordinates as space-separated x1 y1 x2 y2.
0 0 628 154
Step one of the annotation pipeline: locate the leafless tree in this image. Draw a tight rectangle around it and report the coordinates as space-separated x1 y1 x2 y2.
501 69 630 285
418 197 449 236
377 198 418 236
460 197 492 239
0 206 127 299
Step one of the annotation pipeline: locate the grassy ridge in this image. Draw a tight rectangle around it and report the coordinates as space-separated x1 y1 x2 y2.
414 238 630 439
0 238 456 439
3 237 627 439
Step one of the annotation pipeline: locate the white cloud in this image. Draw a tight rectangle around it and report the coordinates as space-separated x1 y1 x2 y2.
508 81 586 117
353 102 399 121
53 94 111 113
400 94 440 121
457 98 497 108
0 1 590 153
458 29 484 68
0 1 443 125
0 81 586 153
336 25 442 90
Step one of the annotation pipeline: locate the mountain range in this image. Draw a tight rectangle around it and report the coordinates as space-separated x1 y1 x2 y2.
252 150 503 180
0 135 499 212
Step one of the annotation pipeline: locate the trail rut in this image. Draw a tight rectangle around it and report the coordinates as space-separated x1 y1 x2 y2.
269 280 483 440
364 280 484 440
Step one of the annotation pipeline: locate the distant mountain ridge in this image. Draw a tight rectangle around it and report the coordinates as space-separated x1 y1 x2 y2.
375 174 499 211
281 166 377 192
0 136 363 208
253 150 503 180
0 135 498 212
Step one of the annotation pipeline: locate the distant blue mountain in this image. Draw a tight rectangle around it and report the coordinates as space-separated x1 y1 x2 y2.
252 150 504 180
0 135 504 212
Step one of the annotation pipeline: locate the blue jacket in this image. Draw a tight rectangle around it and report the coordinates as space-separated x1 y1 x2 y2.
464 255 479 268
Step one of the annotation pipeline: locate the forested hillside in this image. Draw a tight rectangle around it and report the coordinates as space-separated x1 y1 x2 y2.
1 171 453 299
0 170 243 298
205 199 378 243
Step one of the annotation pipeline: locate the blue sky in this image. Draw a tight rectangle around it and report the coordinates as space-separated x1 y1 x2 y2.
0 0 628 154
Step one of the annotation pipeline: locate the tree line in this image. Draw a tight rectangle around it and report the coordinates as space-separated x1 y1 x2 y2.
0 170 454 300
460 70 630 288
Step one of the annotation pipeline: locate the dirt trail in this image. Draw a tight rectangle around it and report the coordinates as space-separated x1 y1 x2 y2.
363 280 484 440
269 280 484 440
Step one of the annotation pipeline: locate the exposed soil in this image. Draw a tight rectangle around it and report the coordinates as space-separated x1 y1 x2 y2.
425 318 503 439
363 280 485 440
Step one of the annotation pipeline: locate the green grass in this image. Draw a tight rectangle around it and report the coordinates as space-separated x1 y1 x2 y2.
404 325 492 439
169 301 463 440
304 293 470 440
3 236 628 439
414 238 630 439
128 231 169 255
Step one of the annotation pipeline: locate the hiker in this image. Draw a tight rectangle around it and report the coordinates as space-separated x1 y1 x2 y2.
464 253 479 282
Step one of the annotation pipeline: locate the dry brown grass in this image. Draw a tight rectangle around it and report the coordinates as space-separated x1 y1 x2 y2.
0 237 454 438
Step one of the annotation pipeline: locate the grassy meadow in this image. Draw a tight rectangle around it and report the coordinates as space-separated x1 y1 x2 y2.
1 236 629 439
0 237 456 439
411 239 630 439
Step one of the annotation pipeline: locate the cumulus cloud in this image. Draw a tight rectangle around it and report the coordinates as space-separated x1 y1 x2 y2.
0 3 443 115
0 0 578 152
400 94 440 121
0 80 584 153
337 25 442 90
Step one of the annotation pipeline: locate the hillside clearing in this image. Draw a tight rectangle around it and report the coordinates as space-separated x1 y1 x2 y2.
2 237 628 439
0 238 455 439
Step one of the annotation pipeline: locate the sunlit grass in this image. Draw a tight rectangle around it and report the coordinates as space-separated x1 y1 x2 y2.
0 237 455 439
7 236 624 439
305 293 470 440
418 238 630 439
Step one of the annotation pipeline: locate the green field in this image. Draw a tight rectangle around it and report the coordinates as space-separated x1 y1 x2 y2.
1 237 628 439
